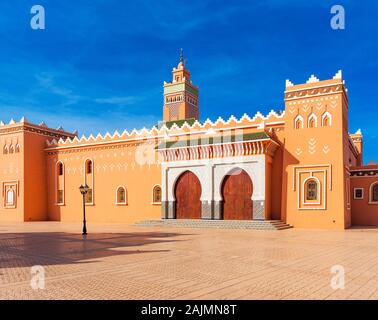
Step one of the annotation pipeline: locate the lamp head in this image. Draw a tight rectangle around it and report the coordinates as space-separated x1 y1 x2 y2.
79 184 89 195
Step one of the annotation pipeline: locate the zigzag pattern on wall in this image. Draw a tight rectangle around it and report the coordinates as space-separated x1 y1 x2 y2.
42 110 286 148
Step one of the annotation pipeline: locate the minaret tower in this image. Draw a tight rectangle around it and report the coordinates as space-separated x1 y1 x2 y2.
163 49 199 122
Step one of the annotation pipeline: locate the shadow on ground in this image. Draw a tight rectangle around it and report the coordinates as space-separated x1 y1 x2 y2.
0 231 190 269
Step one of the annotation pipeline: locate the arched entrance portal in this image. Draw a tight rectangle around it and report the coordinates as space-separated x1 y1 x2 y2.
221 168 253 220
174 171 202 219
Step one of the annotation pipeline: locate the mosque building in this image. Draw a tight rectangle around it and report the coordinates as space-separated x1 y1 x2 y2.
0 53 377 229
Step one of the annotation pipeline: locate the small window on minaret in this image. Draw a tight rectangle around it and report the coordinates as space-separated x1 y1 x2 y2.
175 76 180 82
295 118 303 129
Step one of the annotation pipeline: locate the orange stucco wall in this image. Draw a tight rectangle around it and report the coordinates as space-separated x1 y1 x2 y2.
0 131 24 222
46 142 162 224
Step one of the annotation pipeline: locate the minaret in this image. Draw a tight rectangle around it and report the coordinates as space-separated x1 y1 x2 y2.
163 49 199 122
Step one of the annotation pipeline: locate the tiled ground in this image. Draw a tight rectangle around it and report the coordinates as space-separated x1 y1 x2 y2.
0 222 377 300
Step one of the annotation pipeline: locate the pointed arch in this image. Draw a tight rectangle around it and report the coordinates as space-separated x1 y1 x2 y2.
294 115 304 129
9 145 14 154
307 113 317 128
15 144 20 153
6 188 15 206
321 111 332 127
3 145 8 154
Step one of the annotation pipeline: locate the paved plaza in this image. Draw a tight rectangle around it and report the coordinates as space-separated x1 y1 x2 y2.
0 222 377 300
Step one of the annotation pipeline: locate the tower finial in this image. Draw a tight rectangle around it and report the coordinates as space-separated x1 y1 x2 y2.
179 48 184 64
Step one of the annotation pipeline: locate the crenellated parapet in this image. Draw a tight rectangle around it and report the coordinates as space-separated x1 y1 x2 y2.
0 117 76 139
44 110 286 150
285 70 347 103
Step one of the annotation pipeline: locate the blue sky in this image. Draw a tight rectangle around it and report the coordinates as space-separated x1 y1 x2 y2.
0 1 378 162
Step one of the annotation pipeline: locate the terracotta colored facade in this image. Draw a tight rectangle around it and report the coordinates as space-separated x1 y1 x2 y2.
0 57 377 229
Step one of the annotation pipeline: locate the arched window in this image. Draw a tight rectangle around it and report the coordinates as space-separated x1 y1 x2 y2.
57 162 64 176
56 161 65 204
308 113 317 128
84 159 94 204
3 145 8 154
152 185 162 203
15 144 20 153
370 183 378 203
294 115 303 129
86 160 93 174
6 189 14 206
116 186 127 205
9 145 14 154
322 112 332 127
305 179 318 201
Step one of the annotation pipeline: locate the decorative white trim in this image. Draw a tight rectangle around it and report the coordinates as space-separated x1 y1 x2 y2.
162 155 266 203
294 114 304 129
333 70 342 80
284 90 344 101
286 79 294 87
2 181 19 209
307 113 318 128
302 176 321 205
5 188 15 208
321 111 332 126
292 164 332 191
292 165 332 210
45 111 286 149
306 74 320 84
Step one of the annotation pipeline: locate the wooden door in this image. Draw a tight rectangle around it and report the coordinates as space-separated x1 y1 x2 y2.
222 169 253 220
175 171 202 219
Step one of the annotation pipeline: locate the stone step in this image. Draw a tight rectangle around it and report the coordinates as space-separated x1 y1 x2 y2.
133 219 293 230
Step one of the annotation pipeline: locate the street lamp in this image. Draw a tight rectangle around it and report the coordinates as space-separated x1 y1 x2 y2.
79 184 89 236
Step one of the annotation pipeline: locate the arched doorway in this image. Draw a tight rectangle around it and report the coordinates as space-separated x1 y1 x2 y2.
175 171 202 219
221 168 253 220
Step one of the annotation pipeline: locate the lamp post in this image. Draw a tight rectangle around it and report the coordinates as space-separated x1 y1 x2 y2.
79 184 89 236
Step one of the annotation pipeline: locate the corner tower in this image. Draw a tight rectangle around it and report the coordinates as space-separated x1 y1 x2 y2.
163 49 199 122
281 71 352 229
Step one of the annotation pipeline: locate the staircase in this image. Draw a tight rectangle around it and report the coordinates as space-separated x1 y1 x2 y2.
133 219 292 230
